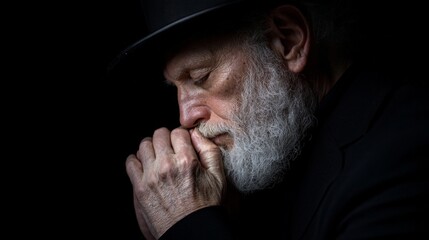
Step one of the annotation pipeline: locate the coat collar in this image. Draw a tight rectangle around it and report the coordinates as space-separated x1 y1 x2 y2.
316 62 394 148
291 61 395 240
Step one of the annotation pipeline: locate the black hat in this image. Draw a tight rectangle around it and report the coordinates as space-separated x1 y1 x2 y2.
107 0 272 78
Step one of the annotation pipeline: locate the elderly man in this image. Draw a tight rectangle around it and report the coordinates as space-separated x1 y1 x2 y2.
109 0 429 239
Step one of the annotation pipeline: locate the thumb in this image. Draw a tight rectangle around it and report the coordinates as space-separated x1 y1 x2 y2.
190 128 224 172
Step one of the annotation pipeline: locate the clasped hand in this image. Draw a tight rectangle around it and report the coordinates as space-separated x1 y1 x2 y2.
125 127 227 239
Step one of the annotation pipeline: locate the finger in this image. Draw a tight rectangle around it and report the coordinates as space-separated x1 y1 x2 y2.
125 154 143 186
137 137 155 166
170 127 198 162
190 128 224 171
152 127 174 157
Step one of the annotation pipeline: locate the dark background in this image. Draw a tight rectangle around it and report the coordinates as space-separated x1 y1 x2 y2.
10 1 174 239
8 0 425 239
41 1 178 239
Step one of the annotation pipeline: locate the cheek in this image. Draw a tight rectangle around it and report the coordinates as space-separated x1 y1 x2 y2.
213 58 247 98
210 73 244 118
205 88 241 123
212 100 237 119
208 53 248 119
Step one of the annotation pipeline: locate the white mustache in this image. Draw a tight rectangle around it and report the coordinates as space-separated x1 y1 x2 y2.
197 122 233 138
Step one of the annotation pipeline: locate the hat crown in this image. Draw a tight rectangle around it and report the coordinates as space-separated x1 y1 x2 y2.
108 0 253 74
141 0 244 33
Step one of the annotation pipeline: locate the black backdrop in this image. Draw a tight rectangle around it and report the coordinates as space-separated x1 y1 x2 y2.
53 1 179 239
10 0 425 239
11 1 175 239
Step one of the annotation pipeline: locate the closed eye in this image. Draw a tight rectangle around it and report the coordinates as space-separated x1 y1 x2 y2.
193 73 210 85
190 67 211 86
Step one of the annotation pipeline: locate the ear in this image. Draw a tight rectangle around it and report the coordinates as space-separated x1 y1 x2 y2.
267 5 310 73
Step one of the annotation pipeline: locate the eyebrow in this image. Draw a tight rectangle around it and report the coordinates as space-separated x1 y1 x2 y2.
163 67 190 86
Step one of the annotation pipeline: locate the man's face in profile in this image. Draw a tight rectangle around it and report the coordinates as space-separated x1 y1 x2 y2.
165 30 317 193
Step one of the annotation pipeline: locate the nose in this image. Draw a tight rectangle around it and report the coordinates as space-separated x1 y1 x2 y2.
177 89 210 128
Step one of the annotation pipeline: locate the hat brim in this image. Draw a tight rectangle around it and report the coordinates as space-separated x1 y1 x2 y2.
107 0 265 83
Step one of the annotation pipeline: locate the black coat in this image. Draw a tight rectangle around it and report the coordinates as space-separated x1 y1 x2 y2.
161 61 429 240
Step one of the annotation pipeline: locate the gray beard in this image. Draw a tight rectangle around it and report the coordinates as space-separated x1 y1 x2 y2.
199 37 317 194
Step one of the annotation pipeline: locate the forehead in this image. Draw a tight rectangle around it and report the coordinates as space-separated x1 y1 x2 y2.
163 32 239 78
168 30 237 60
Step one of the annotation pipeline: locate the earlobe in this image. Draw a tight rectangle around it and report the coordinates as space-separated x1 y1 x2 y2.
267 5 310 73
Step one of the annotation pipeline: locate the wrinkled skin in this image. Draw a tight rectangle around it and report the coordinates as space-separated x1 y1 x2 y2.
124 5 316 239
125 127 226 239
125 33 242 240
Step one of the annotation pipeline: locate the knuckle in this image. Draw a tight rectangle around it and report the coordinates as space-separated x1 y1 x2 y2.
171 127 187 138
158 161 173 175
139 137 152 149
134 186 149 201
134 181 148 196
153 127 170 137
125 158 134 172
146 172 160 189
177 153 198 169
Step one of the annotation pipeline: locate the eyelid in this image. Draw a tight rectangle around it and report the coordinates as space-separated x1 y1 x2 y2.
189 67 211 80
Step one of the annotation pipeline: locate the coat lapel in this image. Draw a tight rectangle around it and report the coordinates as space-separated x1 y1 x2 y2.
291 63 394 240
